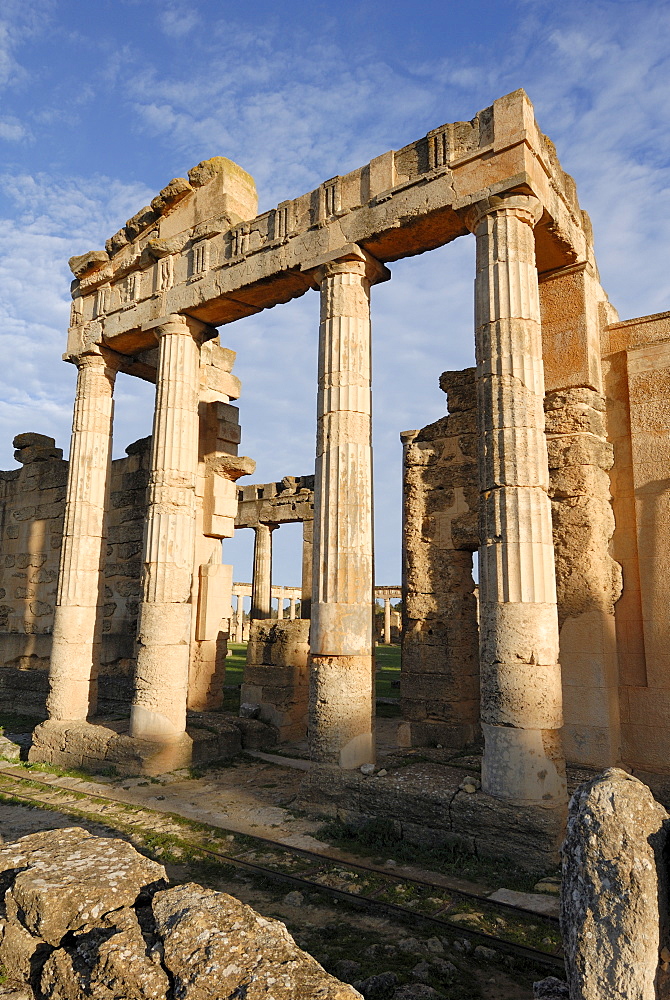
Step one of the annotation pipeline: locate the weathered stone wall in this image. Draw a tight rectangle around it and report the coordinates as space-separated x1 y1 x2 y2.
545 388 622 767
604 310 670 775
0 431 235 720
242 619 310 742
0 435 65 716
399 368 480 749
0 826 358 999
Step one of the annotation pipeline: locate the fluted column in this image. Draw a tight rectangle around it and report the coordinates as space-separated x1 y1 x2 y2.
277 587 285 620
384 599 392 645
250 523 273 620
234 594 244 642
47 348 118 720
289 597 296 620
130 314 205 740
466 194 566 807
309 246 389 769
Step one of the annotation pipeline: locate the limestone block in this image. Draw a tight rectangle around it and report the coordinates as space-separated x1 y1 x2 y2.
195 562 232 641
479 601 559 666
562 769 670 1000
0 827 166 946
152 882 359 999
480 723 566 807
546 433 614 471
480 659 563 729
40 906 170 1000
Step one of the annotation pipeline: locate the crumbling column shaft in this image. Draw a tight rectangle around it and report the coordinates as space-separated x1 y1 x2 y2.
251 524 273 619
384 598 391 644
468 194 566 806
309 248 387 769
289 597 296 620
47 349 117 721
130 315 203 740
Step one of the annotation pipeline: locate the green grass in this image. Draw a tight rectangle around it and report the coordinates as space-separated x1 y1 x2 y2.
375 643 400 700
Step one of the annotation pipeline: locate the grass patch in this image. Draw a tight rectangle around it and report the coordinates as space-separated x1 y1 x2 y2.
375 644 400 700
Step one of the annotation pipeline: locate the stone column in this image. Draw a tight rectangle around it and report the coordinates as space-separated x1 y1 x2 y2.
309 246 389 769
384 598 392 645
289 596 296 620
277 587 285 620
251 523 273 620
301 519 313 619
465 194 566 807
47 348 118 721
235 594 244 643
130 314 205 741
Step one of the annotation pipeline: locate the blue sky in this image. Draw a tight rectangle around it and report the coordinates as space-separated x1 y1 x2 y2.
0 0 668 589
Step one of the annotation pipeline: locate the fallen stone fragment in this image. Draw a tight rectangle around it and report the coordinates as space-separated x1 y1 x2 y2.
152 881 361 998
0 827 167 946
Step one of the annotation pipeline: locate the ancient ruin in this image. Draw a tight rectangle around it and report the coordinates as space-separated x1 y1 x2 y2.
0 88 669 875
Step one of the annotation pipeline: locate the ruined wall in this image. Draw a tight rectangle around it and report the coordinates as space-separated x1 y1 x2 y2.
242 619 310 742
539 263 623 770
399 369 480 749
604 310 670 774
0 435 65 715
0 428 236 719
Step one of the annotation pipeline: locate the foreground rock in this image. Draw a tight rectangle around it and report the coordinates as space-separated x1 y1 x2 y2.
0 827 360 999
561 768 670 999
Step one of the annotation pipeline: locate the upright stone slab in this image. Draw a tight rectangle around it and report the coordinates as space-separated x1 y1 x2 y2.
465 194 566 807
562 768 670 1000
47 347 119 721
308 245 389 769
130 314 210 745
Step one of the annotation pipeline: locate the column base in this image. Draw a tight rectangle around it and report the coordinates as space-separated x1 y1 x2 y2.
29 719 197 777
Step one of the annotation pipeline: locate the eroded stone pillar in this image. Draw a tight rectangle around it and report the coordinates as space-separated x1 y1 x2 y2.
251 523 273 620
235 594 244 642
289 596 296 620
383 599 392 645
308 246 389 769
277 587 285 620
466 194 566 807
47 348 119 721
130 315 205 741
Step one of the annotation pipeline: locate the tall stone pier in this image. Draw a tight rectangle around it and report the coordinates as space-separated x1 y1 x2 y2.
47 347 119 721
130 314 212 744
465 194 567 808
308 246 389 769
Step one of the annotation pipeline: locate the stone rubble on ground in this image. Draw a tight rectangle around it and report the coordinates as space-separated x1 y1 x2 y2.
0 826 361 999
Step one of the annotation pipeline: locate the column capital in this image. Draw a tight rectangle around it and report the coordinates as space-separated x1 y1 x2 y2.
463 192 542 235
304 243 390 287
144 312 217 345
73 344 124 375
